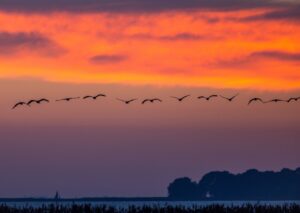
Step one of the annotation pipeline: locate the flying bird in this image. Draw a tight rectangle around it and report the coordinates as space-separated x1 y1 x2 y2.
142 98 162 104
117 98 137 104
220 94 239 102
248 98 265 105
170 95 190 102
286 97 299 103
12 101 27 109
197 95 218 101
83 94 106 100
56 97 80 102
27 98 50 106
265 99 285 103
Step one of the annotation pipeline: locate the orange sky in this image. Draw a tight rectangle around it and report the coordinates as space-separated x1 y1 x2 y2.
0 2 300 197
0 9 299 90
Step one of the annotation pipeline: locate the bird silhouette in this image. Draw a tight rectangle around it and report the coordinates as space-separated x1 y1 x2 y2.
197 95 218 101
170 95 190 102
117 98 137 104
248 98 265 105
142 98 162 104
83 94 106 100
286 97 299 103
27 98 50 106
56 97 80 102
220 94 239 102
266 99 285 103
12 101 28 109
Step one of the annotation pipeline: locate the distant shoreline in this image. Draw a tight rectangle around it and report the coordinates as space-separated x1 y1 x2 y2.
1 198 300 202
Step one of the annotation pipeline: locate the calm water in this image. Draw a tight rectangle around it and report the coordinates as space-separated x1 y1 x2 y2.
1 200 300 208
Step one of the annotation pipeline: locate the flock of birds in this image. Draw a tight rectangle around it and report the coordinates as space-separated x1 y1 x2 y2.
12 93 300 109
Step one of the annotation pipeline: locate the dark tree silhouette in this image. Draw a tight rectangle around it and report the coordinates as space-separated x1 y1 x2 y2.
168 177 199 199
168 168 300 200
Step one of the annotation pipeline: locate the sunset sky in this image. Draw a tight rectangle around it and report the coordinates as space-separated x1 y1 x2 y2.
0 0 299 197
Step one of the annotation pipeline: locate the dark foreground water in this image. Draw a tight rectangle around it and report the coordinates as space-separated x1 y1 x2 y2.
1 200 300 208
1 201 300 213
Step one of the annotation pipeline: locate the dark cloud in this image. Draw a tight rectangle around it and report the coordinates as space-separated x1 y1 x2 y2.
211 50 300 68
129 33 217 41
0 31 65 56
98 32 219 42
241 6 300 22
251 51 300 61
0 0 289 13
160 33 208 41
90 54 128 64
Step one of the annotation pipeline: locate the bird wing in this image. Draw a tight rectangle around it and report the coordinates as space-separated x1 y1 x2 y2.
248 98 263 105
12 102 21 109
232 94 239 99
181 95 190 99
12 104 19 109
268 99 283 103
128 99 137 102
39 99 49 103
223 94 238 100
142 99 149 104
27 100 37 105
248 98 256 105
12 102 26 109
117 98 125 102
95 94 106 98
153 98 162 102
258 98 265 103
83 96 93 99
60 97 75 101
220 95 229 100
209 95 218 98
197 96 205 99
